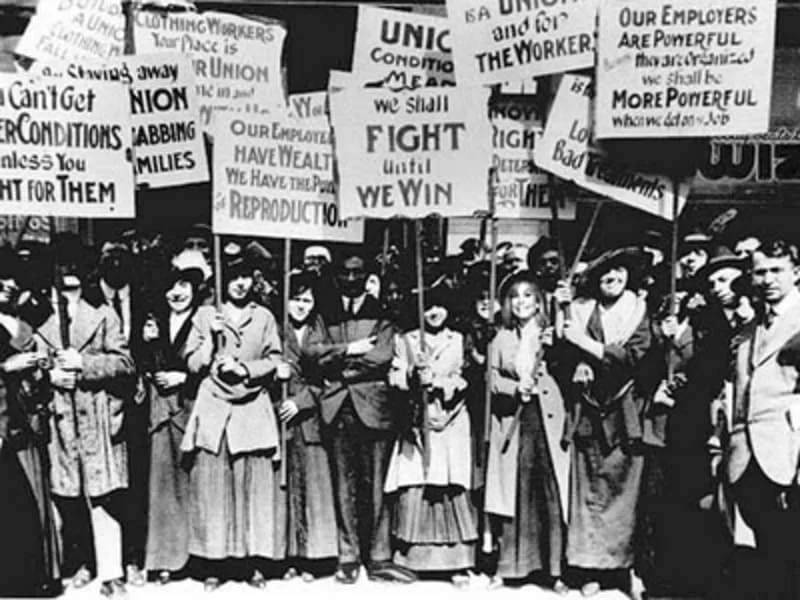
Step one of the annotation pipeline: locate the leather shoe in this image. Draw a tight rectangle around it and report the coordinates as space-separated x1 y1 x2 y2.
367 562 416 584
334 563 360 584
125 565 146 587
248 570 267 589
204 577 221 592
100 579 128 598
70 565 93 589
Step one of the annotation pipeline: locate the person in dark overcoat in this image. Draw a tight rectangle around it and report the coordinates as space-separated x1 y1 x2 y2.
280 270 338 579
140 250 214 583
0 247 61 597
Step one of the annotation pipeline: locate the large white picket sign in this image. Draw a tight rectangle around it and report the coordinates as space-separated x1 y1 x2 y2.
33 53 209 189
0 75 134 218
596 0 776 138
534 74 689 220
134 11 287 128
330 86 493 220
447 0 596 86
352 6 455 90
213 112 363 243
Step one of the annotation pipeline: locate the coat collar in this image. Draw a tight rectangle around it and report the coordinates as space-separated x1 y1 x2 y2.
753 288 800 367
37 298 104 351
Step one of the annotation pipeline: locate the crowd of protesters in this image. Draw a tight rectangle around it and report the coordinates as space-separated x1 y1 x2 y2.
0 219 799 600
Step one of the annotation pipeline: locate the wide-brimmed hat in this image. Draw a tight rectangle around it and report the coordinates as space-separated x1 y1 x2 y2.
222 241 254 278
167 249 211 289
579 247 645 291
679 228 711 256
410 263 453 309
697 246 746 281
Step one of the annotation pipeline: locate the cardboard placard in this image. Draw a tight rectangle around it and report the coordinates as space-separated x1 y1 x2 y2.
329 86 493 219
446 0 596 86
213 112 363 243
490 95 575 219
352 6 455 90
0 75 134 218
595 0 776 138
16 0 125 63
534 74 689 220
33 53 209 189
289 92 328 119
134 11 287 128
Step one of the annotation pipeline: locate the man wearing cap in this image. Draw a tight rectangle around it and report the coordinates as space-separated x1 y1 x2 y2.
34 234 135 598
314 251 415 584
640 246 749 597
726 240 800 598
83 236 150 587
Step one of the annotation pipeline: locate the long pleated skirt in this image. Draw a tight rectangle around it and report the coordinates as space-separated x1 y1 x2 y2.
145 420 190 572
392 485 478 571
286 430 338 560
187 435 286 560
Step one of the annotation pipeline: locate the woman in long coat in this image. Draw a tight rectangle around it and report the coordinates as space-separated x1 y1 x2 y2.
280 270 338 577
142 250 214 583
484 271 566 589
383 280 477 581
561 248 652 597
35 243 135 597
181 243 286 590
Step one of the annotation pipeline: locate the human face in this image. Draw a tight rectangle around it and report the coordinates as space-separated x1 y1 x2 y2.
0 277 18 308
535 250 561 281
679 248 708 278
475 290 498 322
598 266 628 300
423 304 448 331
365 274 381 299
288 289 315 325
509 282 538 324
184 236 210 258
99 241 131 288
338 256 366 298
166 279 194 314
707 267 742 308
752 252 798 305
226 272 253 304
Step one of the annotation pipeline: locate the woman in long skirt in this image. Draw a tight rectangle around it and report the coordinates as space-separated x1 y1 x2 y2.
279 270 338 579
384 278 478 584
142 250 214 583
181 242 286 591
561 248 652 597
484 271 567 590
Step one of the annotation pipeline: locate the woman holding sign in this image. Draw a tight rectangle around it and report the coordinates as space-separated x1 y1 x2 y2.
560 249 652 597
484 271 566 590
181 242 287 591
383 271 477 585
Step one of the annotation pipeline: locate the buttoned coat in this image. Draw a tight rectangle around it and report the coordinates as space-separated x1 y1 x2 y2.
314 296 396 430
727 289 800 487
181 302 282 456
35 299 135 498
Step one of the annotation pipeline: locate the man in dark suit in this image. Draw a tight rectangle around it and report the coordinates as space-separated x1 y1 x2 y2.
316 252 415 584
83 237 148 587
727 239 800 599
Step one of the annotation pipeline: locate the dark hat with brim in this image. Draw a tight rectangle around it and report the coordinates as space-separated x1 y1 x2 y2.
697 246 745 281
410 263 453 309
222 241 254 278
497 269 540 303
579 247 645 291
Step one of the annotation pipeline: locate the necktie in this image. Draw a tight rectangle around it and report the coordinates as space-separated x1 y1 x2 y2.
111 291 124 333
765 306 777 329
345 298 355 319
